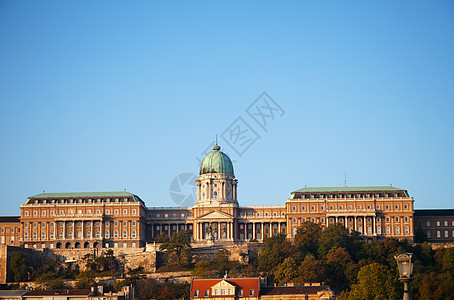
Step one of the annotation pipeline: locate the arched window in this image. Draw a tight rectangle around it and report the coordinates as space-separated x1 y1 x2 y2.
68 231 73 238
24 232 29 240
386 227 390 235
132 230 136 238
78 231 82 238
50 231 54 239
405 226 409 234
293 228 297 236
123 230 127 238
59 231 63 238
41 232 45 239
395 226 400 234
114 230 118 238
106 231 110 238
214 191 218 199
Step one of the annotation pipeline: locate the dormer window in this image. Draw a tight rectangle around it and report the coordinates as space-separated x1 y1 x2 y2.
193 290 199 297
249 289 255 296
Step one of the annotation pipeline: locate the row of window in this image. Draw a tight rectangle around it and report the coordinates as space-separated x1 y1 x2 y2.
24 220 137 228
240 211 285 217
193 289 253 297
24 208 138 216
147 213 190 218
296 192 405 199
24 229 137 240
0 236 15 244
30 197 133 204
426 230 454 239
0 227 18 233
25 241 137 249
290 225 410 236
291 216 410 224
291 204 409 211
421 220 454 227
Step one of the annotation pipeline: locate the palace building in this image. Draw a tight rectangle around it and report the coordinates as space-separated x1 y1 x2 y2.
2 142 448 249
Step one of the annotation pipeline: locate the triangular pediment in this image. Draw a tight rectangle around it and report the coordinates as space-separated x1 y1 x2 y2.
199 211 233 220
212 280 235 289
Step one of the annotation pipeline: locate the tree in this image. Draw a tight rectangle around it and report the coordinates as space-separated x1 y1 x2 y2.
160 231 192 266
317 223 350 257
325 247 355 291
193 261 215 279
214 249 231 276
75 270 96 289
346 263 400 300
10 252 29 282
258 234 294 273
274 257 299 285
294 222 322 255
294 253 326 284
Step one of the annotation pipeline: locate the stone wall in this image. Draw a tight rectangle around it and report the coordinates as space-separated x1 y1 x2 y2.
191 242 264 264
0 245 158 284
0 245 55 284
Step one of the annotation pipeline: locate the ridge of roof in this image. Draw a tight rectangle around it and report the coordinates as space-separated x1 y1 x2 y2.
26 191 144 204
292 186 406 194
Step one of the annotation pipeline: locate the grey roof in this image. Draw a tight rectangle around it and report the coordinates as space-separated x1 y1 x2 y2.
0 216 20 223
27 191 144 204
292 186 407 194
414 209 454 217
0 290 28 297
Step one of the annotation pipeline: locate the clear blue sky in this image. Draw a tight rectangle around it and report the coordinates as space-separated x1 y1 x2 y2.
1 1 453 215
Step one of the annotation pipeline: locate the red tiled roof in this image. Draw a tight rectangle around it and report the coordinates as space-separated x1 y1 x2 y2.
24 289 92 296
191 278 260 298
260 285 330 296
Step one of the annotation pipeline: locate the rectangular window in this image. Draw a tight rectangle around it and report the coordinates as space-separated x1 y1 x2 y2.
427 221 431 227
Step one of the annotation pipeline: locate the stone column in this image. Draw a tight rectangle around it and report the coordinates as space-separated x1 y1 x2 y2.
354 217 357 231
100 221 103 240
373 216 376 235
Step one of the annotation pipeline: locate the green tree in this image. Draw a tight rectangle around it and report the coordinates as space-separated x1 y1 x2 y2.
214 249 231 276
347 263 400 300
325 247 355 291
10 252 29 282
192 261 215 279
317 223 350 257
75 270 96 289
154 232 169 243
258 234 294 273
294 253 326 284
294 221 322 255
274 257 299 285
160 231 192 266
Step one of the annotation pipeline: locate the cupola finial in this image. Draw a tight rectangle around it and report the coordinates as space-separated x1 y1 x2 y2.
213 134 221 150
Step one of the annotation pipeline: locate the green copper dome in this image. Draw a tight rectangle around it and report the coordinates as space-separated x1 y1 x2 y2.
199 144 234 176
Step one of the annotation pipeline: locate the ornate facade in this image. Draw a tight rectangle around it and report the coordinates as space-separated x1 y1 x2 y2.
3 143 423 249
